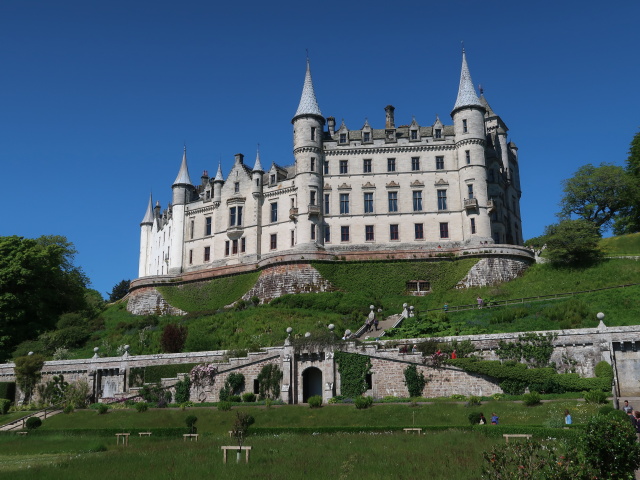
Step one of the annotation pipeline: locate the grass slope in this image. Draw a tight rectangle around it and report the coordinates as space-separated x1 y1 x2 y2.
600 232 640 255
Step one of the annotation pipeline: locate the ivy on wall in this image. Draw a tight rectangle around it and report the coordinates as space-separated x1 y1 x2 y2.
257 364 282 399
403 364 428 398
334 351 372 398
497 332 557 368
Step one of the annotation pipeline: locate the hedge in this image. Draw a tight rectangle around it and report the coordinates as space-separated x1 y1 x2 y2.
0 382 15 401
7 427 188 437
447 358 612 393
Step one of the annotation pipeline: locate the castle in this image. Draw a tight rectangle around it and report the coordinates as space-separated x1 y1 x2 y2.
138 50 523 279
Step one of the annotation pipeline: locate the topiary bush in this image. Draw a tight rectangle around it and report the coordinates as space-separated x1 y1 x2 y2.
0 399 11 415
354 396 374 410
583 390 608 404
26 416 42 430
523 392 542 406
96 403 109 414
307 395 323 408
241 392 256 403
134 402 148 413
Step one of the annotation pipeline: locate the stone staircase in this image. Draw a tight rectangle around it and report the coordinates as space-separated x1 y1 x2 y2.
355 314 403 339
0 407 63 431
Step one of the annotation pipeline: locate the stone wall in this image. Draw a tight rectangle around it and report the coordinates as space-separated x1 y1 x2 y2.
127 286 187 316
242 263 334 302
456 257 530 288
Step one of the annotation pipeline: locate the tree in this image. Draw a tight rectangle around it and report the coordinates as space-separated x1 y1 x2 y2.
614 130 640 234
559 163 636 232
544 219 603 266
160 323 188 353
14 354 45 403
107 279 130 302
0 236 89 360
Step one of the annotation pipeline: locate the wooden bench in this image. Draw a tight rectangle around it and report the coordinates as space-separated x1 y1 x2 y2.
183 434 199 442
138 432 152 437
403 428 422 434
115 433 130 446
16 431 28 435
221 446 252 464
503 434 532 443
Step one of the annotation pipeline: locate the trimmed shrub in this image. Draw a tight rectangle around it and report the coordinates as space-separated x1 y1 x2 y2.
466 395 482 407
354 396 374 410
584 390 608 404
228 395 242 403
26 416 42 430
307 395 323 408
241 392 256 403
0 399 11 415
134 402 148 413
96 403 109 414
218 401 232 411
63 405 74 414
522 392 542 406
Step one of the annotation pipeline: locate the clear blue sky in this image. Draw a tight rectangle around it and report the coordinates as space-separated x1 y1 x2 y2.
1 1 639 298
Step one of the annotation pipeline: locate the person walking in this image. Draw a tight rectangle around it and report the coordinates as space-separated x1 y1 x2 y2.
564 410 572 425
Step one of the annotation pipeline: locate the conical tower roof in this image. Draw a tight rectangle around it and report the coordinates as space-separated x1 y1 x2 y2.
141 194 154 225
294 58 322 119
479 94 496 117
172 147 193 186
214 162 224 182
253 148 264 172
452 50 483 113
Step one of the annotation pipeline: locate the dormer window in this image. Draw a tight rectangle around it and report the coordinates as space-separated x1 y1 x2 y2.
410 129 418 140
363 132 370 142
339 133 347 144
435 129 442 139
270 174 276 185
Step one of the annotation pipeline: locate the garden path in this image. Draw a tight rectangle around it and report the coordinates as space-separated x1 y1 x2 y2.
0 408 62 431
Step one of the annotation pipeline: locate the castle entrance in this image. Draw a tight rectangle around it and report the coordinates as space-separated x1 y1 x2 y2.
302 367 322 402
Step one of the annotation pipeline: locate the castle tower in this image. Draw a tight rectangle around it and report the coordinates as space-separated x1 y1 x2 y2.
169 147 192 274
451 49 491 242
213 162 224 203
292 58 325 247
138 194 154 277
252 149 264 255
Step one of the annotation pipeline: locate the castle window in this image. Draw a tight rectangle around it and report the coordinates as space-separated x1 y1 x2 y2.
387 158 396 172
190 219 194 240
435 129 442 139
363 159 372 173
310 191 316 206
241 237 246 253
339 160 348 174
189 249 193 264
256 178 260 186
324 161 329 174
365 225 374 241
439 222 449 238
311 127 316 141
310 157 316 172
415 223 424 240
311 224 316 240
363 132 370 142
340 193 350 214
271 202 278 222
341 226 350 242
390 224 399 241
465 150 471 164
225 241 230 256
410 129 418 140
205 217 212 236
234 182 240 193
324 194 330 214
339 133 347 144
463 119 468 133
437 190 447 210
412 191 422 212
324 225 330 242
468 184 474 199
364 192 374 214
411 157 420 171
388 192 398 212
270 234 277 250
204 246 210 262
229 207 236 226
471 218 476 234
436 156 444 170
205 190 211 200
291 230 295 246
270 174 276 185
232 239 238 254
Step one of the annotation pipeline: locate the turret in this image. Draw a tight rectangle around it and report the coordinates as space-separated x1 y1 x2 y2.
138 194 154 277
252 148 264 196
451 49 491 243
292 58 325 247
168 148 192 274
213 162 224 203
172 147 193 206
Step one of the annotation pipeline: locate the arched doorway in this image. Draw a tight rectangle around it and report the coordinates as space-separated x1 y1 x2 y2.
302 367 323 402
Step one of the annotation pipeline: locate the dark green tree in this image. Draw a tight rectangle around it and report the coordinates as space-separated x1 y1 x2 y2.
0 236 89 360
559 163 636 232
614 130 640 234
14 354 45 403
107 279 130 302
544 219 603 266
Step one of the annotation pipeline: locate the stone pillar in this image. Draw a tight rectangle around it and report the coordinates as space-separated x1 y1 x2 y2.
281 338 294 404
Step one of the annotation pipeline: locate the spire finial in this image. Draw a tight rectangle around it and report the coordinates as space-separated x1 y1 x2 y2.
461 40 465 53
294 55 322 119
452 47 482 113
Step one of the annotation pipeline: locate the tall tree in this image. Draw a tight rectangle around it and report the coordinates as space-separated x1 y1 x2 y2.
613 130 640 234
0 236 88 360
107 279 130 302
544 219 603 266
559 163 636 232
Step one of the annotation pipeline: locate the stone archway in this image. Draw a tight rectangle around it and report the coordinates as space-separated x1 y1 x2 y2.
302 367 323 402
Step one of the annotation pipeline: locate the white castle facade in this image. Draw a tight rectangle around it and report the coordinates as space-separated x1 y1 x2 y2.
138 51 523 278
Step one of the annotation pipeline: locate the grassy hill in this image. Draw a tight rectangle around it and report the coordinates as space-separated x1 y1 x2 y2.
600 232 640 255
